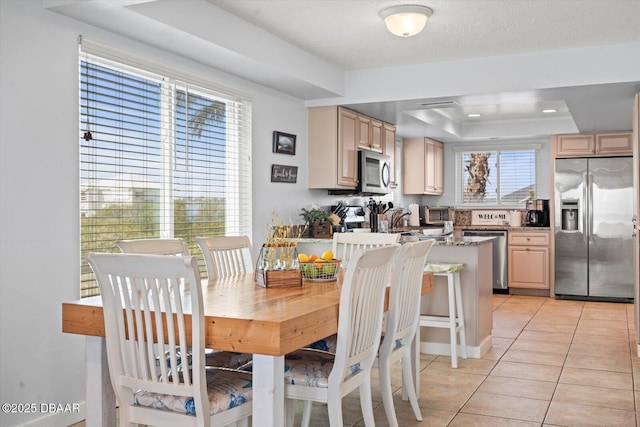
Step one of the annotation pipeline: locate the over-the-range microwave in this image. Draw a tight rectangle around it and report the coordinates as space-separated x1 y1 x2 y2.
329 149 391 196
358 150 391 195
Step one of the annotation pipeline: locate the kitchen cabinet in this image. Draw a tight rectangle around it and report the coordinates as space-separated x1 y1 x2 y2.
402 137 444 195
555 132 632 157
508 230 549 290
370 119 383 152
382 123 397 186
357 115 383 152
308 106 358 189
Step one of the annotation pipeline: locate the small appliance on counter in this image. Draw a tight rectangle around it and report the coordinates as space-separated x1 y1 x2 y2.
525 199 550 227
423 206 454 225
341 205 367 231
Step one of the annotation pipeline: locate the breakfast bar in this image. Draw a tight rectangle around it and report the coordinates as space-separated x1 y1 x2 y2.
297 234 495 358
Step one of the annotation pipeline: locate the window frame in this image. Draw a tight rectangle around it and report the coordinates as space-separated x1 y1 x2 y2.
454 143 541 209
79 44 252 297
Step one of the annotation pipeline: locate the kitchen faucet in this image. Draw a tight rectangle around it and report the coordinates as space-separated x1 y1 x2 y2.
391 211 411 229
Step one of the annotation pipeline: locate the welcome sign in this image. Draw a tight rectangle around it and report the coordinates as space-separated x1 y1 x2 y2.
471 210 509 226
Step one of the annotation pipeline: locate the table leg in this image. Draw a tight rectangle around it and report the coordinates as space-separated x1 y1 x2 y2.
85 336 116 427
252 354 285 427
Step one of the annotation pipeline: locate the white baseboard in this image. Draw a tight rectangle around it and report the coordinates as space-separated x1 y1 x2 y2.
420 335 492 359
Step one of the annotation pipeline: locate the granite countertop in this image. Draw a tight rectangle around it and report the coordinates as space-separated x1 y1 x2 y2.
455 225 551 231
296 235 495 246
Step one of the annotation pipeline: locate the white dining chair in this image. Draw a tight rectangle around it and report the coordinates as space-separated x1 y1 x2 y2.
378 239 435 427
306 232 401 354
197 235 254 280
118 238 252 371
86 252 252 427
331 232 400 266
283 244 400 427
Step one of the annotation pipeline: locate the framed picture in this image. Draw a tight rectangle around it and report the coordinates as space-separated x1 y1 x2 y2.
273 131 296 155
271 164 298 183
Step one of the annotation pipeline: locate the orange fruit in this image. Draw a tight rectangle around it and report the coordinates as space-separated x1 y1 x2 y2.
309 254 318 262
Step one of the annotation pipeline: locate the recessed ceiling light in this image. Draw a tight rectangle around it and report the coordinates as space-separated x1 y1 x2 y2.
542 109 557 113
467 113 481 118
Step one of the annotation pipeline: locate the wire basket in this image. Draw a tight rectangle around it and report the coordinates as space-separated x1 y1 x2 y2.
299 259 341 281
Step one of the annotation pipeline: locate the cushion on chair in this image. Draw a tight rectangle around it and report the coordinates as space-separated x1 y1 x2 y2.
206 351 253 370
284 350 360 388
306 334 337 353
424 263 464 273
306 334 401 354
135 367 252 416
167 351 252 371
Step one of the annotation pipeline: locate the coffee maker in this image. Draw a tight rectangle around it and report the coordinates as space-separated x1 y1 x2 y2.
525 199 550 227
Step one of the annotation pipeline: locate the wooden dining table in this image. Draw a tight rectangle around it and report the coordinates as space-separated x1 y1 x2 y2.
62 272 433 427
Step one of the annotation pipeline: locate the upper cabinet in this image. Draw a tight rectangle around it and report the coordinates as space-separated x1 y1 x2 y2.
402 137 444 195
308 106 358 189
357 115 383 152
555 132 632 157
308 106 394 190
382 123 397 187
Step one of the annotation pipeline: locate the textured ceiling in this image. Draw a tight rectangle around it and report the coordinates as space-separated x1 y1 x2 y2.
48 0 640 141
208 0 640 70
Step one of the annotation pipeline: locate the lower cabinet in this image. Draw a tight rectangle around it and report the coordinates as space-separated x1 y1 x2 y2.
508 231 550 289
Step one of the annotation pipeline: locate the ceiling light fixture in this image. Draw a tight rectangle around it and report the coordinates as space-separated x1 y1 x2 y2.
379 5 433 37
542 109 557 113
467 113 481 118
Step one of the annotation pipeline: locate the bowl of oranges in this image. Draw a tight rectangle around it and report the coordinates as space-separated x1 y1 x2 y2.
298 250 341 281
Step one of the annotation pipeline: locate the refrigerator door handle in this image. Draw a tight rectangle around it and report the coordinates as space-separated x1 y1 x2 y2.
588 173 594 242
582 172 589 243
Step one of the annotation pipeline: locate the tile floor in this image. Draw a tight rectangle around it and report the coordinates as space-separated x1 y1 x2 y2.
71 294 640 426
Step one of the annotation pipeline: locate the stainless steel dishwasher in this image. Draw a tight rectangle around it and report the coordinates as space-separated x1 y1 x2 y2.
462 229 508 293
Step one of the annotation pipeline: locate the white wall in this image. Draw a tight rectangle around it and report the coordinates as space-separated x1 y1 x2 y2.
0 2 340 425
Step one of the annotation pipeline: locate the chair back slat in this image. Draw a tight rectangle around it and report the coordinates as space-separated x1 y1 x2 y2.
197 236 254 279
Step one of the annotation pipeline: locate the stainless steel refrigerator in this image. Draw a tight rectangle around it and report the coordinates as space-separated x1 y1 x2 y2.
554 157 634 301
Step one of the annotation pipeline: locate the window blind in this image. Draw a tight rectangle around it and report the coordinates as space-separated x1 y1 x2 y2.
455 145 537 207
80 49 252 297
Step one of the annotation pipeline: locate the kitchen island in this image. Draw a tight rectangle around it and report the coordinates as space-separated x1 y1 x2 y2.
419 236 494 359
294 234 494 359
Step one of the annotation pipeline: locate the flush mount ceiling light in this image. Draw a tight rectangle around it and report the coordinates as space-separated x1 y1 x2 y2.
379 5 433 37
542 109 557 113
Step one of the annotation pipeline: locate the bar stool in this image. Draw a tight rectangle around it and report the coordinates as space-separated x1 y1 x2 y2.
419 262 467 368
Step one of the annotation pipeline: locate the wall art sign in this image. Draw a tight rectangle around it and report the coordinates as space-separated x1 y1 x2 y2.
270 164 298 183
273 131 296 155
471 210 509 226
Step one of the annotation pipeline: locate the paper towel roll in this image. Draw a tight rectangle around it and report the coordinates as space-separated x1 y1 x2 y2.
409 204 420 227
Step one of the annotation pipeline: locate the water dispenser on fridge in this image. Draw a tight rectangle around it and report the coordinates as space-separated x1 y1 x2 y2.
561 200 578 231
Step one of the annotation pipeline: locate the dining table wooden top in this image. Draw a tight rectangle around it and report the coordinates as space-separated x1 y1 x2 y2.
62 272 434 357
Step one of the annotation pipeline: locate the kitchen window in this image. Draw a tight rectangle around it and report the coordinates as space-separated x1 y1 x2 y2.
454 145 539 207
79 44 252 297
